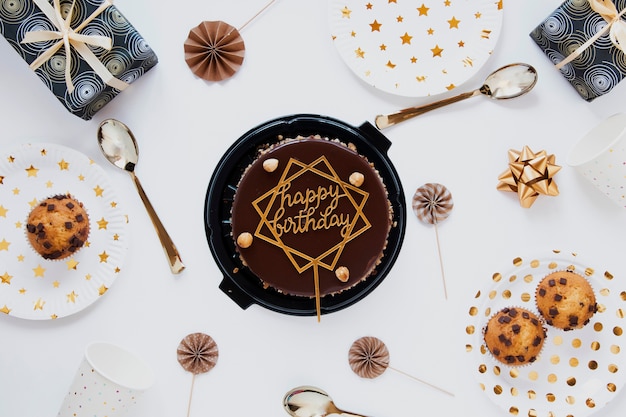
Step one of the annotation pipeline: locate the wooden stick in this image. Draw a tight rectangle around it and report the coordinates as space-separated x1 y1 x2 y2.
239 0 277 31
186 374 196 417
388 365 454 397
433 222 448 300
314 264 321 322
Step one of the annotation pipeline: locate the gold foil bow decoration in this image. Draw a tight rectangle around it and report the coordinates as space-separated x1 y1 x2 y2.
497 146 561 208
20 0 128 93
556 0 626 69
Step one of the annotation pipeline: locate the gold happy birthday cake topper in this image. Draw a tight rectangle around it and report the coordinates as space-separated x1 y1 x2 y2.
252 155 371 321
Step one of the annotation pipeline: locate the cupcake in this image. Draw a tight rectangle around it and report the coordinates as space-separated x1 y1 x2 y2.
25 194 90 260
535 270 597 331
483 307 546 366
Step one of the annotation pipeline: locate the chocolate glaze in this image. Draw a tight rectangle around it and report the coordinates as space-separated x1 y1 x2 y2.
231 136 392 297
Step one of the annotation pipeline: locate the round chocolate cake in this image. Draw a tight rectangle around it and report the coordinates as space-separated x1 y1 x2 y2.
230 135 392 297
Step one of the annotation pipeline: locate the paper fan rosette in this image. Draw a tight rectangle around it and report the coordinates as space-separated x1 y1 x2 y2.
184 21 245 81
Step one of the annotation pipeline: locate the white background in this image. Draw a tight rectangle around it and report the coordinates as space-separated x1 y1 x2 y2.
1 0 626 416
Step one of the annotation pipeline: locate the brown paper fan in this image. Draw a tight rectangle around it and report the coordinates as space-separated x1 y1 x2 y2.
184 21 245 82
412 183 454 299
177 333 219 417
184 0 276 81
348 336 453 396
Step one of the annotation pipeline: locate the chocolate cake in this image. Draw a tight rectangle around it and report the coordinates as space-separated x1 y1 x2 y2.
230 135 392 297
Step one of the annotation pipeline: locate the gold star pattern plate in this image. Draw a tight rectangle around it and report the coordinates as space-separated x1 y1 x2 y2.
329 0 504 97
0 143 129 320
465 250 626 417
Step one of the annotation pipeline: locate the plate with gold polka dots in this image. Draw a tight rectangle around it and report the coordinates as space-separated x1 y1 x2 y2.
0 143 129 320
328 0 504 97
465 250 626 417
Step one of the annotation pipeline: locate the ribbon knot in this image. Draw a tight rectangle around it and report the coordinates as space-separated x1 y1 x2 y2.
21 0 128 93
556 0 626 69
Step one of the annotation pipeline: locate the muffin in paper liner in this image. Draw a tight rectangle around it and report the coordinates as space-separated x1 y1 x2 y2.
465 251 626 417
535 269 598 331
482 305 547 368
24 193 91 262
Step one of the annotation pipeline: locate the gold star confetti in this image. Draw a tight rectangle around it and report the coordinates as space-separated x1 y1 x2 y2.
40 149 47 156
99 251 109 263
110 201 117 208
58 159 69 170
0 239 10 251
66 259 79 270
19 288 26 294
369 19 382 31
0 305 11 314
444 0 451 5
97 217 109 230
1 272 13 285
53 281 60 288
33 264 45 277
341 6 351 18
113 233 120 241
355 47 365 58
497 0 503 10
448 16 461 28
366 3 373 9
0 205 8 217
458 40 465 47
7 156 15 163
410 56 418 63
78 174 85 181
34 298 45 310
114 267 121 273
28 198 38 207
446 83 456 90
386 60 396 69
400 32 413 44
379 44 387 51
12 188 19 195
25 165 39 177
99 285 108 296
0 175 4 184
50 314 58 319
66 291 78 303
431 44 444 57
85 273 92 280
417 3 430 15
396 15 403 22
17 255 24 262
427 27 435 35
93 185 104 197
475 12 482 18
46 180 53 188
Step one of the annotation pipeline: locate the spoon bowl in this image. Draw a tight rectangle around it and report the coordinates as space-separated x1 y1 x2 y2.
283 386 368 417
97 119 185 274
375 62 538 129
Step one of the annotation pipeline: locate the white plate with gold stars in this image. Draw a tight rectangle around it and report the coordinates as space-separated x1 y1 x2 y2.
465 250 626 417
0 143 129 320
329 0 504 97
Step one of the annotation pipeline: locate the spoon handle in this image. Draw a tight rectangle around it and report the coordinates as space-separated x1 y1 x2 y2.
131 172 185 274
374 89 481 129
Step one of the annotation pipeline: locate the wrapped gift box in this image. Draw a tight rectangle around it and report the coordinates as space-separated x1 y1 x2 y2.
0 0 158 120
529 0 626 102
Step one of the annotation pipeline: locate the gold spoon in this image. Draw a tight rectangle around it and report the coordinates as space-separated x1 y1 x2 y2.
97 119 185 274
375 63 538 129
283 386 368 417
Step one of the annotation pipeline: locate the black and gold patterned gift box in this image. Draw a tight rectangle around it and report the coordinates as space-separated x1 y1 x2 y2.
530 0 626 102
0 0 158 120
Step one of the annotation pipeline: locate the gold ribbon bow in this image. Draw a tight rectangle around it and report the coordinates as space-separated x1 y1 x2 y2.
21 0 128 93
556 0 626 69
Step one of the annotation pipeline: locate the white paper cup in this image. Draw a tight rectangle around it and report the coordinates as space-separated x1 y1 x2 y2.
57 342 155 417
567 113 626 208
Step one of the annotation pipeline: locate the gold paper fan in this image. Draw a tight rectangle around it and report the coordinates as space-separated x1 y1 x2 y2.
184 20 245 82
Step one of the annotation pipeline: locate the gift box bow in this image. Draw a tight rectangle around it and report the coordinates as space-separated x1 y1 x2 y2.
556 0 626 69
20 0 128 93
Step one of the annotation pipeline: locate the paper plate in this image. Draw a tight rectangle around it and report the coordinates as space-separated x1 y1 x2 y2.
0 143 129 320
329 0 504 97
465 250 626 417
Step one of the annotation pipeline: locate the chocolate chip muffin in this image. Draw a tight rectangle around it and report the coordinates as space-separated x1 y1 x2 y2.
483 307 546 366
25 194 90 260
535 270 597 331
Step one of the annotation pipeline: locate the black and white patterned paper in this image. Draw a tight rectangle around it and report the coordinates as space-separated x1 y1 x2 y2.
530 0 626 102
0 0 158 120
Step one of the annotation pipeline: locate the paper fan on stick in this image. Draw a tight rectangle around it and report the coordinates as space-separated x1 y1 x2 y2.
348 336 453 396
412 183 454 299
184 0 277 81
177 332 219 417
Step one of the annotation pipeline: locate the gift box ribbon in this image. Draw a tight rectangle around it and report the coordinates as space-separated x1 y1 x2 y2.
556 0 626 69
20 0 128 93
